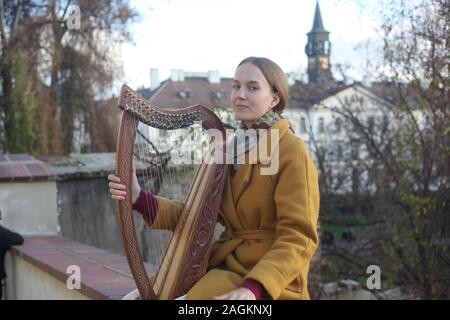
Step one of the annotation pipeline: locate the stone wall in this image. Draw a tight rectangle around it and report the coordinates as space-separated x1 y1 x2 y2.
53 153 221 266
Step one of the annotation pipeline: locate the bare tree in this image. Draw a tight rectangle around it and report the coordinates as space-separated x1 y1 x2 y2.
305 0 449 299
0 0 137 154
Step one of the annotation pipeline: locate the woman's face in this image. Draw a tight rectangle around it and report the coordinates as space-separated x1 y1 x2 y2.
231 63 280 128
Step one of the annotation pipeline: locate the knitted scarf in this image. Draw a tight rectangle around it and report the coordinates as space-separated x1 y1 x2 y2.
229 110 283 176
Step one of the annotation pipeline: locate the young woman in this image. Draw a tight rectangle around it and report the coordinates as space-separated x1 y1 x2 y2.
108 57 320 300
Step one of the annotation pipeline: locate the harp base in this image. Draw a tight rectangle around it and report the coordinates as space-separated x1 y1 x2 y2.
122 289 140 300
121 289 187 300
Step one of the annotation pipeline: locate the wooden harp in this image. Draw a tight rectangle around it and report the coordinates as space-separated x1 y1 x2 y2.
115 84 226 300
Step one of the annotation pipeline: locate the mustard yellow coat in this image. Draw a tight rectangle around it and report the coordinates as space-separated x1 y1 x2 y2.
150 119 320 300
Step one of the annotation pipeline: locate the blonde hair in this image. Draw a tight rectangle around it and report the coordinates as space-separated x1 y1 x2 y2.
237 57 289 114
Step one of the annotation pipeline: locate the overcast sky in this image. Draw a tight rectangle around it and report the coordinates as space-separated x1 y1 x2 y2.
118 0 384 90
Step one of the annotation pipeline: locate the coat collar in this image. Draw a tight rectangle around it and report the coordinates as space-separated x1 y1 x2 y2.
228 119 293 208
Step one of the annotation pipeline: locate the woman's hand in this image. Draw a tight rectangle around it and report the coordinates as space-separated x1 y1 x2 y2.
108 161 140 204
214 288 256 300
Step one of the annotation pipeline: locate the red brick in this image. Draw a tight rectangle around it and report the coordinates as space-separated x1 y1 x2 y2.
10 236 153 300
0 165 9 179
7 154 33 161
4 163 31 179
26 163 51 178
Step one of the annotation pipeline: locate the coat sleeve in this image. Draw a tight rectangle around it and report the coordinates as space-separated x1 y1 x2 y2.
244 137 320 299
146 196 184 231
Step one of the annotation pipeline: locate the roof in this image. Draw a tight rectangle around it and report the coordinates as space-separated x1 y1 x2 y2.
138 77 234 110
136 85 162 101
288 80 350 108
309 1 328 34
136 76 405 113
367 81 425 110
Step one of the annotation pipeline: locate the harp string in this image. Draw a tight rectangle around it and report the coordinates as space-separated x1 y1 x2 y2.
132 111 208 292
133 120 201 275
134 120 167 269
138 125 153 264
147 124 170 265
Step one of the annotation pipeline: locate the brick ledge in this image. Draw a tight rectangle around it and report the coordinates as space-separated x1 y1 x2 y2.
10 236 157 300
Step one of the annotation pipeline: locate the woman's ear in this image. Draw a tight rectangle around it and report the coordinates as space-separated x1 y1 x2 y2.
270 92 281 109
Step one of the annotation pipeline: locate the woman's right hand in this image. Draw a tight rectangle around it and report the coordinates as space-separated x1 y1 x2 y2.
108 174 127 201
108 162 141 204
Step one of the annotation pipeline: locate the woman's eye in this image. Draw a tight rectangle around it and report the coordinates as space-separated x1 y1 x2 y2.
233 84 240 89
249 86 258 91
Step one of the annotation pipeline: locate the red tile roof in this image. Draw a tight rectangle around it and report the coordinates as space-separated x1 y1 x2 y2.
0 154 53 182
138 77 234 110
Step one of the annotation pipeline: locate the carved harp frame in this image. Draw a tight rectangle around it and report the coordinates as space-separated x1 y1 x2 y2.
115 84 226 300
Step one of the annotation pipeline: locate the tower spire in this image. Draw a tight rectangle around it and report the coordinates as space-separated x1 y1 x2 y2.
305 1 333 84
311 1 326 32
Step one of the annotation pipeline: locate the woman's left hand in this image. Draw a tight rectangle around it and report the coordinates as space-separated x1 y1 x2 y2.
214 288 256 300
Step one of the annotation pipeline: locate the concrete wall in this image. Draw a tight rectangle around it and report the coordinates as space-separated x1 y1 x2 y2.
57 176 182 266
0 181 58 235
1 155 223 288
57 177 124 255
56 170 225 266
4 252 89 300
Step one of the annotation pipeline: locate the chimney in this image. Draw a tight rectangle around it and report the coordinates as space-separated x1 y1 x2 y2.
150 68 160 90
207 70 220 83
171 69 185 82
362 75 371 87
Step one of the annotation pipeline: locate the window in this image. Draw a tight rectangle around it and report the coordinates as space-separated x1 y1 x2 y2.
177 90 191 99
382 114 389 133
336 144 343 160
368 116 375 133
324 41 330 55
318 42 323 51
335 118 342 133
160 130 169 138
306 43 314 55
352 168 360 194
300 117 307 133
351 142 359 160
318 117 325 134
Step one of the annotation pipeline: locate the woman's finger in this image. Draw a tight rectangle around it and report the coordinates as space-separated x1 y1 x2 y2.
214 293 230 300
108 174 121 182
111 195 125 200
214 288 255 300
109 182 126 190
229 293 240 300
110 189 126 196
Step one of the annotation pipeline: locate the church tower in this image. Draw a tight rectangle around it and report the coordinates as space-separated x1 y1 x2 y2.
305 1 332 84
